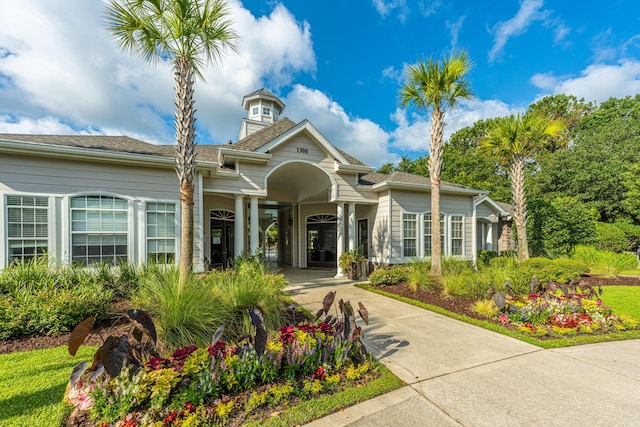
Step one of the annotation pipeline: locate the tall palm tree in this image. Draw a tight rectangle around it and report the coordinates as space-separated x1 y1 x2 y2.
399 50 473 277
104 0 239 284
480 112 565 262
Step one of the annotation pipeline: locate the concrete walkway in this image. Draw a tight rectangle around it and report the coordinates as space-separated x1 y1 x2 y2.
282 268 640 427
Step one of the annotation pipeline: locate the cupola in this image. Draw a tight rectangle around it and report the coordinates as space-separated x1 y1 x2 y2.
238 89 286 139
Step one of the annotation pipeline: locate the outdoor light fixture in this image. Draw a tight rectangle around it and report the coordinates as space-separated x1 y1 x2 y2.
288 216 293 226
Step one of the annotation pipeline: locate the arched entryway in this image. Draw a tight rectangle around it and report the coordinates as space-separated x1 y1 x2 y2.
210 210 234 268
307 214 337 268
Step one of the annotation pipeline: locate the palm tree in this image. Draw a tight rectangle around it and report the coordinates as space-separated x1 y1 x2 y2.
480 112 565 262
399 50 473 277
104 0 239 284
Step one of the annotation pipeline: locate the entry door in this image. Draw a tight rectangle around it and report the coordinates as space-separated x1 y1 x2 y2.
307 222 337 268
210 219 234 268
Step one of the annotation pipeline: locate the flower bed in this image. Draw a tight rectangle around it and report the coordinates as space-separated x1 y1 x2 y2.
499 293 638 337
64 322 374 426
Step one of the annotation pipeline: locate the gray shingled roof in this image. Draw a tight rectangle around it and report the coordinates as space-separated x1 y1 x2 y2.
230 118 367 166
360 170 482 191
232 117 297 151
0 133 223 162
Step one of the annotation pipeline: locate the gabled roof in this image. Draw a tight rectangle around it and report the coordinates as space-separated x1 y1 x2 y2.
230 118 368 167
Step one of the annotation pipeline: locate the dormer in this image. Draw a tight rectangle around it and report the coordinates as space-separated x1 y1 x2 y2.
238 89 286 139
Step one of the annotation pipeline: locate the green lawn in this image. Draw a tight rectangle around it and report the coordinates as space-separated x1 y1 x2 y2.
600 286 640 320
0 345 96 427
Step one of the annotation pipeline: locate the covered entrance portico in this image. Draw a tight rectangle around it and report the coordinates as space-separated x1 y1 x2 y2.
201 160 369 277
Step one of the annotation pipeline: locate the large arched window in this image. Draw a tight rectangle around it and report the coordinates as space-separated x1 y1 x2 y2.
71 195 128 266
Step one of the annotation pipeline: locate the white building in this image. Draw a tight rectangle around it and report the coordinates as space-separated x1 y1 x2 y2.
0 89 509 275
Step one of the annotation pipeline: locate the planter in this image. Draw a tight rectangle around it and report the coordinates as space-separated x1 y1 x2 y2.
348 262 359 280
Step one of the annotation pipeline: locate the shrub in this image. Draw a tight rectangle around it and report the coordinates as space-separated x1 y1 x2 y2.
405 260 439 292
472 299 499 319
0 259 116 340
613 221 640 252
527 197 595 257
594 222 628 253
369 265 407 286
442 271 483 298
571 245 638 278
133 266 221 350
441 258 474 275
204 259 288 343
477 250 498 268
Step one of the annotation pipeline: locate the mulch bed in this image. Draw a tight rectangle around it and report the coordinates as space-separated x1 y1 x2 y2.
376 274 640 322
2 275 638 355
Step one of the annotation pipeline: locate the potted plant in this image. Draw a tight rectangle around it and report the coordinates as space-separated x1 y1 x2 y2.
339 249 366 280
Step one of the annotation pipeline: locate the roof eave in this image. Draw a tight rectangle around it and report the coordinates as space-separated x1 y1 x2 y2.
0 139 219 171
335 163 375 173
371 180 489 195
218 147 272 164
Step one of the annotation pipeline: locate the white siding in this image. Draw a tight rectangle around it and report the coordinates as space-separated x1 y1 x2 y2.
371 191 391 263
0 153 195 267
389 190 474 262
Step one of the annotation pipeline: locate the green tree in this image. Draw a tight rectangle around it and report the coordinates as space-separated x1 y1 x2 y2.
399 50 474 276
529 96 640 222
527 197 595 257
527 94 594 151
480 113 565 262
105 0 239 283
443 117 511 202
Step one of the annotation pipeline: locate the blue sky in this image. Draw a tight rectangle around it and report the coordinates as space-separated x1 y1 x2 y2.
1 1 639 166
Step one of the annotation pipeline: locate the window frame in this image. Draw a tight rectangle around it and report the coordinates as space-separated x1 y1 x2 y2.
423 212 445 258
450 214 465 256
5 194 50 264
69 194 131 266
402 212 418 258
145 201 178 265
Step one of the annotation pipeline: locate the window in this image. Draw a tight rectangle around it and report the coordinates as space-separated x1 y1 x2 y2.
424 213 444 257
147 202 176 264
451 215 464 255
358 219 369 258
71 195 128 266
263 106 271 115
252 107 259 115
402 213 417 257
7 195 48 262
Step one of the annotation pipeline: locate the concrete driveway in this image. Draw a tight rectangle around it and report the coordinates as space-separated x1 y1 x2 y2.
282 268 640 427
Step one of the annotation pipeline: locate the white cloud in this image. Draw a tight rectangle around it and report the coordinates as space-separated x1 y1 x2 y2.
284 85 398 166
446 15 466 49
418 1 442 17
489 0 547 62
390 98 518 152
531 60 640 103
371 0 410 22
0 0 316 145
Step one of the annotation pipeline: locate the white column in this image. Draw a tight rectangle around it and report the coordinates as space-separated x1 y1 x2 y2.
486 222 494 251
348 202 356 251
335 202 345 278
234 195 245 256
250 196 259 253
472 198 478 267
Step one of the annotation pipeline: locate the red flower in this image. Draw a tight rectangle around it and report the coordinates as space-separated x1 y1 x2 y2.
313 366 326 381
279 326 295 344
171 345 198 362
208 341 227 357
145 357 171 370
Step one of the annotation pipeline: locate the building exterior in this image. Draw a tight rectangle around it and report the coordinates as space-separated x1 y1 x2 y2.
0 89 509 275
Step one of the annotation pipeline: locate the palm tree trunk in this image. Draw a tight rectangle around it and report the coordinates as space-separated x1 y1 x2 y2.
174 56 197 285
430 109 445 277
511 154 529 262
